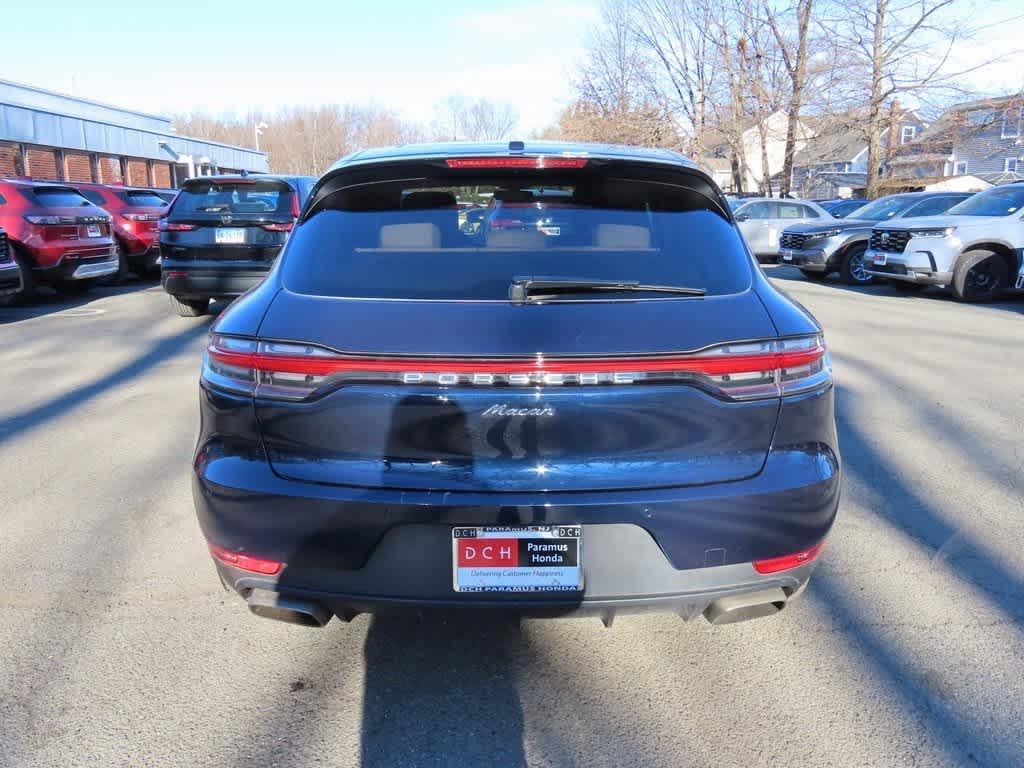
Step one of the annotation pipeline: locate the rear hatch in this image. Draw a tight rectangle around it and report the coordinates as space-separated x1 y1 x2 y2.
222 157 806 493
113 188 171 242
21 186 112 246
161 178 297 262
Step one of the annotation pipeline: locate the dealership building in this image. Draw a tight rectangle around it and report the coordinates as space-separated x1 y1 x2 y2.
0 79 268 189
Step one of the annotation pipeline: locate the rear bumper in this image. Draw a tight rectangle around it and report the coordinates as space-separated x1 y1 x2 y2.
37 252 119 282
0 261 22 295
193 385 839 621
161 260 270 299
213 525 819 624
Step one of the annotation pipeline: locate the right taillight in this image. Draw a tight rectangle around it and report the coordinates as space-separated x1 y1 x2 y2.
202 334 832 403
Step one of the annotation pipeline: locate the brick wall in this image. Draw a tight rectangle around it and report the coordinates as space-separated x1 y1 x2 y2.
127 159 149 186
97 156 123 184
64 150 94 182
0 143 18 177
25 147 59 180
152 162 172 188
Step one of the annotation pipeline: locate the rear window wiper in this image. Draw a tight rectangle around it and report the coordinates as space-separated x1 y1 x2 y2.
509 278 705 304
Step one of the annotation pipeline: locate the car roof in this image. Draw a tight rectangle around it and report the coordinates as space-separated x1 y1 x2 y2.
327 141 700 173
0 178 79 188
69 182 164 192
181 174 313 186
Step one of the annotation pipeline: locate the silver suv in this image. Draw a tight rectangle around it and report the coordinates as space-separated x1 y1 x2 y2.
865 183 1024 301
778 192 970 285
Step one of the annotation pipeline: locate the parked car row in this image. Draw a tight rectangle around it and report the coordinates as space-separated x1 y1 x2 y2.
778 191 971 285
732 184 1024 301
0 178 178 301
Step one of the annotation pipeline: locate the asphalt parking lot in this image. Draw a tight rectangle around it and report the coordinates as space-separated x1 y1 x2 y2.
0 269 1022 768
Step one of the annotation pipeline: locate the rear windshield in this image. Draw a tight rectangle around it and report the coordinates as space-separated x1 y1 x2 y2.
78 189 107 206
23 187 92 208
172 180 294 216
947 185 1024 216
282 167 749 300
117 190 169 208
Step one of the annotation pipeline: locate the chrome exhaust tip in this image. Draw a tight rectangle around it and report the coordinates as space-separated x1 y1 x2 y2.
703 587 788 625
246 588 332 627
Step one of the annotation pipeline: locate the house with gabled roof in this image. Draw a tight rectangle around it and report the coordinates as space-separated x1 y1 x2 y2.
889 93 1024 186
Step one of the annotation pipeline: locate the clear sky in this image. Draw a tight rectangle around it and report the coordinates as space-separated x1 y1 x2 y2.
1 0 1018 134
2 0 599 132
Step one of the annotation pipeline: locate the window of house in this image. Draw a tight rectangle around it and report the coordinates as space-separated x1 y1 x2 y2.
954 161 968 175
1001 108 1022 139
1004 158 1020 173
900 126 916 144
969 109 994 127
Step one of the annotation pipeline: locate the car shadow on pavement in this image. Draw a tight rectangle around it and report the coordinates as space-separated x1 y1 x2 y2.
359 614 527 768
780 383 1024 765
834 381 1024 620
0 316 212 447
0 276 161 324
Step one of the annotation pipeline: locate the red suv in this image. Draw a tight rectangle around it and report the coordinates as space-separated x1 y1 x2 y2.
0 179 117 296
71 183 169 276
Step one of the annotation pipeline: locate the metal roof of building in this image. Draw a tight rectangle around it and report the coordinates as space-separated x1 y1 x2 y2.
0 79 268 173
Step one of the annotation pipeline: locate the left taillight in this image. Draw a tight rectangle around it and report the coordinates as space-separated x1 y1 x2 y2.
754 541 825 574
260 222 293 232
158 220 196 232
203 333 832 403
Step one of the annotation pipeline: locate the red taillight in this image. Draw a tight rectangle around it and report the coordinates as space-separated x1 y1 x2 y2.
164 270 188 278
754 541 825 574
446 157 589 169
123 213 160 222
202 335 831 402
159 220 196 232
208 543 283 575
261 222 294 232
24 215 63 225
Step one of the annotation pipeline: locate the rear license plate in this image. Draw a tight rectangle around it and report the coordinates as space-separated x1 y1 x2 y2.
873 252 887 266
215 228 246 245
86 224 101 238
781 249 793 261
452 526 583 593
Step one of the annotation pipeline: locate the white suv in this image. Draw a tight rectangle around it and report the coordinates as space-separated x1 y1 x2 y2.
865 183 1024 301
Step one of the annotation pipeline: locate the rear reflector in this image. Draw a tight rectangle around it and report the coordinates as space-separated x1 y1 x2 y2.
202 334 831 402
446 157 588 169
208 543 283 575
754 541 825 574
261 222 294 232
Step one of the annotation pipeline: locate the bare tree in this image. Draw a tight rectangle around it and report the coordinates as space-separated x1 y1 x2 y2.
631 0 719 160
174 104 420 176
439 96 519 141
764 0 815 196
826 0 1000 197
557 0 680 147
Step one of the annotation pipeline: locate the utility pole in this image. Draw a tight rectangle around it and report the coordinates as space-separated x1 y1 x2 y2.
254 121 268 152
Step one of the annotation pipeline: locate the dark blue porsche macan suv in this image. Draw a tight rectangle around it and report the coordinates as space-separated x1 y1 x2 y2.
193 142 840 628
